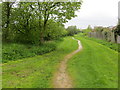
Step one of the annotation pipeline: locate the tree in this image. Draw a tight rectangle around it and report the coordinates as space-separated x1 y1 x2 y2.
2 2 16 41
35 1 82 43
11 2 40 44
66 26 79 36
114 21 120 42
44 19 67 40
87 25 92 30
2 1 82 44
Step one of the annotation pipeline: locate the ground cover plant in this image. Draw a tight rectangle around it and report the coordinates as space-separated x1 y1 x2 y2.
2 41 57 63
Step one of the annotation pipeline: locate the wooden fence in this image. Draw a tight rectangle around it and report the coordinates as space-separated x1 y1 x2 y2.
88 31 120 44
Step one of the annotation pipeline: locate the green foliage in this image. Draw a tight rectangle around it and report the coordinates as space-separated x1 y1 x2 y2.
2 2 82 43
82 25 92 36
82 29 91 36
14 28 41 44
87 25 92 30
94 26 104 32
114 24 120 36
66 26 80 36
2 41 56 63
44 20 67 40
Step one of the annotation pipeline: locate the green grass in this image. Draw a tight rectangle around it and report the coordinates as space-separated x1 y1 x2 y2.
86 37 119 52
2 34 118 88
2 41 56 63
67 35 118 88
78 33 119 52
2 37 78 88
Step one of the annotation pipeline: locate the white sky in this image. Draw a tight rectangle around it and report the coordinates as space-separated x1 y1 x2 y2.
65 0 120 29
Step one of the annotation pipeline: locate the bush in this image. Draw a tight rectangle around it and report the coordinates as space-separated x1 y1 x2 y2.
2 41 57 63
66 26 80 36
44 20 67 40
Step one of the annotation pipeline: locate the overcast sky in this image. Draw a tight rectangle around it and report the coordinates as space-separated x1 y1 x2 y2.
65 0 120 29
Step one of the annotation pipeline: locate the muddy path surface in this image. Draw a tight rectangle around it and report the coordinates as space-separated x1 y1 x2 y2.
53 37 82 88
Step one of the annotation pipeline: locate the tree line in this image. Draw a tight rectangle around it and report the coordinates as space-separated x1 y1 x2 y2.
2 1 82 44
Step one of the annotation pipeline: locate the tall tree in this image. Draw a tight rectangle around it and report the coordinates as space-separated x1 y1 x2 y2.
36 2 82 43
2 2 15 41
2 1 82 43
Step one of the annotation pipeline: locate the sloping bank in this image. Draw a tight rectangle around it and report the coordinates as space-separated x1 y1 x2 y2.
2 37 78 88
67 35 118 88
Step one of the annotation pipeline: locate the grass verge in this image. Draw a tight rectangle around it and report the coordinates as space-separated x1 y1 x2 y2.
67 35 118 88
77 33 119 52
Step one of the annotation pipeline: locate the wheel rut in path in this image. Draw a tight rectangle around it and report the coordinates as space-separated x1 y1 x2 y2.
53 37 83 88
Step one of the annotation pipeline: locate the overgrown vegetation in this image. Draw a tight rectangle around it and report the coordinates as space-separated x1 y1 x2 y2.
82 25 92 36
2 2 82 44
2 1 82 63
2 41 57 63
66 26 80 36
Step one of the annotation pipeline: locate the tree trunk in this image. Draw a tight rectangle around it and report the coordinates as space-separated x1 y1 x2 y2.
40 30 44 43
4 3 10 41
3 2 12 41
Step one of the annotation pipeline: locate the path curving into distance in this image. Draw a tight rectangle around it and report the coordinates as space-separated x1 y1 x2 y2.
53 37 83 88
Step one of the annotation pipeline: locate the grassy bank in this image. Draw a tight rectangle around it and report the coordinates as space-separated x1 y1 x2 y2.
87 37 119 52
77 33 119 52
2 37 78 88
2 41 57 63
67 35 118 88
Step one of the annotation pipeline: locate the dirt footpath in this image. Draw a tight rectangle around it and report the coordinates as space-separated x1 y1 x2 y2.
53 37 82 88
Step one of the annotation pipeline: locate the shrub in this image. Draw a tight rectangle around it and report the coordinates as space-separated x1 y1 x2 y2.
66 26 80 36
2 41 57 63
